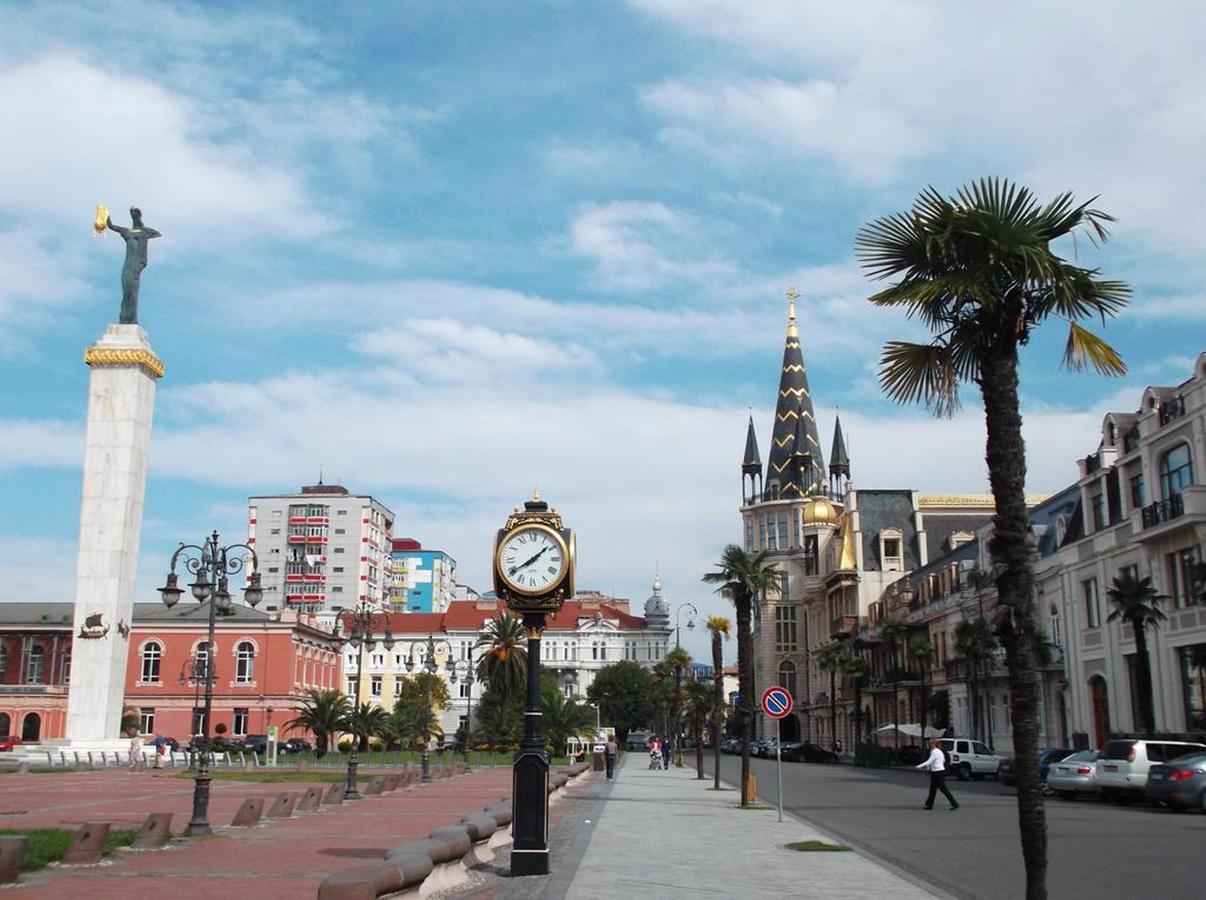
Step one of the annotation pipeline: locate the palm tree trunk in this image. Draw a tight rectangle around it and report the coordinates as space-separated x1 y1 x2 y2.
712 632 723 790
695 712 705 779
736 595 754 806
981 342 1047 900
1133 622 1155 733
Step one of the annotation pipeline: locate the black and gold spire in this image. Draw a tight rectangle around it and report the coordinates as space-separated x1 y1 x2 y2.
765 287 825 499
742 414 762 474
829 412 850 499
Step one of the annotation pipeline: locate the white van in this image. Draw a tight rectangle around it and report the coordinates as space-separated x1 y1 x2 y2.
936 737 1004 781
1095 738 1206 802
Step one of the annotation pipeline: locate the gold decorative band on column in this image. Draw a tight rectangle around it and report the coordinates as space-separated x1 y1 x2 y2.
525 626 544 640
83 347 165 379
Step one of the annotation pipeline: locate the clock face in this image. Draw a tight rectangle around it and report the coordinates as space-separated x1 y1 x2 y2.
497 525 568 595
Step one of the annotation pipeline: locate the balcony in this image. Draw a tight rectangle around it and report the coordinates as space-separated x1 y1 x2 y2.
1159 395 1186 426
1142 494 1184 529
1136 486 1206 542
830 615 860 638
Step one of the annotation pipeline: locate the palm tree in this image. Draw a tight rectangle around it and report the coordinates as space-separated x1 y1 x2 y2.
702 544 779 806
954 618 998 743
541 688 596 757
909 637 934 738
664 646 693 764
345 701 388 752
706 615 731 789
845 655 870 762
285 689 351 758
857 178 1129 899
684 680 713 779
474 613 528 698
880 618 910 754
816 641 847 753
389 703 443 751
1106 573 1168 734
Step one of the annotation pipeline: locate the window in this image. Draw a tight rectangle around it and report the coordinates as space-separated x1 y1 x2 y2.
1130 473 1146 509
883 538 900 559
141 642 162 682
235 642 255 683
1091 493 1106 531
1049 603 1062 648
233 708 249 736
270 528 281 535
1082 579 1100 628
1161 444 1194 499
192 708 205 736
394 680 403 697
61 651 71 685
25 646 44 684
370 676 382 697
194 642 211 681
333 566 344 573
139 708 155 734
0 643 6 676
337 509 348 516
745 517 755 551
335 528 346 535
459 681 471 699
1167 547 1200 607
972 741 990 755
347 677 358 697
774 606 798 652
371 653 384 668
777 660 797 700
334 547 345 554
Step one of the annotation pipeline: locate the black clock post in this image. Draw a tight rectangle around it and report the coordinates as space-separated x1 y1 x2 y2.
493 491 575 877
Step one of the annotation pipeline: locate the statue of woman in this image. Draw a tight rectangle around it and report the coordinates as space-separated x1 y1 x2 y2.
105 207 161 325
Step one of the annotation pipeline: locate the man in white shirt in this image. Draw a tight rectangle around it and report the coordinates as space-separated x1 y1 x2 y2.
915 739 959 810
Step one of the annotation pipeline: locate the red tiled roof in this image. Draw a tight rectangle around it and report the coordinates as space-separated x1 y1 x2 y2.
342 600 651 635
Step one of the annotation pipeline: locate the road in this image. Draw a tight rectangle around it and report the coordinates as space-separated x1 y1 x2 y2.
713 752 1206 900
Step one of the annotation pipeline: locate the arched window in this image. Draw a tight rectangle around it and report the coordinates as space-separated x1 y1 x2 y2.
0 713 9 736
777 660 797 701
25 646 44 684
1161 444 1194 499
236 641 255 684
141 642 162 683
194 642 211 682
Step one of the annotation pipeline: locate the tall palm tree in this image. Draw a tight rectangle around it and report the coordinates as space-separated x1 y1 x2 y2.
684 680 713 779
881 618 910 754
845 655 869 762
702 544 779 806
664 646 693 763
816 641 847 753
706 615 731 789
857 178 1129 900
909 637 935 738
285 688 351 758
1106 573 1168 734
540 688 596 756
389 703 443 751
954 618 998 743
475 613 528 698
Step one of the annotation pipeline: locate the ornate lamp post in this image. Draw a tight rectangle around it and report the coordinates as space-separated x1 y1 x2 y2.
404 634 455 782
158 530 262 837
450 651 476 771
675 602 698 650
333 602 393 800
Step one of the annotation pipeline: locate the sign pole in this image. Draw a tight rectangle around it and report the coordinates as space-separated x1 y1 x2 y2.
760 684 793 825
776 715 783 823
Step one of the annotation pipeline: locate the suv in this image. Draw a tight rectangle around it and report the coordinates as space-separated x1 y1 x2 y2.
937 738 1004 781
1095 738 1206 803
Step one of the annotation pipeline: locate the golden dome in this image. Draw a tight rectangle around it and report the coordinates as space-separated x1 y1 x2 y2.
802 496 839 525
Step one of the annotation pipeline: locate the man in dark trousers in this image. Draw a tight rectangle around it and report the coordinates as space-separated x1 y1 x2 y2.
916 738 959 810
605 733 617 780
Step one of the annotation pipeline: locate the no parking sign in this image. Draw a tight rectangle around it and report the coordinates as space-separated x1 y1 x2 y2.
761 685 793 719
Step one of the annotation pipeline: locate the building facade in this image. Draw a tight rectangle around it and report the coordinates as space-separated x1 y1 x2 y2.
248 482 394 614
388 539 457 613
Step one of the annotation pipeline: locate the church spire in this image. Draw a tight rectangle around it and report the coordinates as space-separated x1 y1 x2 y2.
829 413 850 500
765 286 825 499
741 411 763 505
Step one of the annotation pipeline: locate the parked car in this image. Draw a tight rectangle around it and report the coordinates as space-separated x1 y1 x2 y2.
936 738 1004 781
1046 750 1100 799
283 737 312 754
783 741 839 764
999 747 1075 788
625 731 652 752
240 734 269 754
1145 753 1206 812
720 738 740 754
0 736 20 752
1095 739 1206 803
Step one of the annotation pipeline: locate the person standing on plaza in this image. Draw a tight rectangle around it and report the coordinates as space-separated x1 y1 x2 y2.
605 733 617 780
916 738 958 810
661 737 671 771
153 733 167 769
127 732 144 770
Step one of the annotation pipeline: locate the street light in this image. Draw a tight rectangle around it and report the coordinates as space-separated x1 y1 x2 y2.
158 530 262 836
675 601 699 650
404 634 455 782
449 649 476 771
332 601 394 800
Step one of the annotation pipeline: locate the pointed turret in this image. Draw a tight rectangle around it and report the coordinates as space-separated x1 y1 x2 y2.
829 414 850 499
742 415 762 474
765 287 825 499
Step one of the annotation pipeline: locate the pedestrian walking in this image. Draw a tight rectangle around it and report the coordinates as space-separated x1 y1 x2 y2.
605 733 617 780
153 733 167 769
661 738 671 771
127 732 145 770
649 737 662 770
916 738 958 810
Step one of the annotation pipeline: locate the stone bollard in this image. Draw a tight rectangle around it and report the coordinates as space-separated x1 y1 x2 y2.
131 813 173 849
382 774 401 792
297 787 323 813
0 836 26 883
230 797 265 827
266 793 296 818
323 782 345 805
62 822 110 865
362 778 385 796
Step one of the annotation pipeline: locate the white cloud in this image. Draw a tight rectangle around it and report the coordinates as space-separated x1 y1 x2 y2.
0 538 78 603
0 420 83 470
0 230 89 350
714 191 783 219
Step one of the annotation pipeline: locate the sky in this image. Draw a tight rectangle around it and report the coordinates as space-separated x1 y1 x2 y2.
1 0 1203 663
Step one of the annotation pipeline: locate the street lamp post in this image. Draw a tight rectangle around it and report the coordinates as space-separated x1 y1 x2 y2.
675 602 699 650
158 530 263 837
450 651 476 771
332 602 393 800
404 634 455 783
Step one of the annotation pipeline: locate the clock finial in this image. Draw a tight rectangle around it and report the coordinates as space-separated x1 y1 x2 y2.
532 484 541 503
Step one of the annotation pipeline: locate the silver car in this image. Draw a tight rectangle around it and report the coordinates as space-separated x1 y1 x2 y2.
1047 749 1099 799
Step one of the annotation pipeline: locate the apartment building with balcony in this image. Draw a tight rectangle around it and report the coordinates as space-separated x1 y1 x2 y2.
248 482 394 614
388 539 457 613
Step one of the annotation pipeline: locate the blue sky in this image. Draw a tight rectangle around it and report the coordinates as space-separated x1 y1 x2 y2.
1 0 1203 661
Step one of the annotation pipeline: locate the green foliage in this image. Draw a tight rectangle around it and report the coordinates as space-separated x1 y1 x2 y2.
388 702 442 750
0 828 136 870
474 613 528 698
541 687 596 753
954 618 998 664
474 686 523 746
395 672 451 711
586 661 656 741
344 701 389 752
1106 573 1168 630
285 689 351 758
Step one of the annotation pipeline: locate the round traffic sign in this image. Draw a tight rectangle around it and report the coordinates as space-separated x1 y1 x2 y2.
761 685 793 719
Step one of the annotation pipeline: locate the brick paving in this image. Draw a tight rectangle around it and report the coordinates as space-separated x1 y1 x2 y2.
0 765 515 898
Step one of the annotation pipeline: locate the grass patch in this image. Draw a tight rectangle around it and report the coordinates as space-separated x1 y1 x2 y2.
173 770 347 784
0 828 137 870
786 840 851 852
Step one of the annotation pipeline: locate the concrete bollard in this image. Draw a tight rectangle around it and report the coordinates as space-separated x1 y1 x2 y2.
323 782 345 805
131 813 172 849
0 836 26 883
362 778 385 796
230 797 265 827
381 774 401 792
62 822 110 865
298 786 323 812
265 793 296 818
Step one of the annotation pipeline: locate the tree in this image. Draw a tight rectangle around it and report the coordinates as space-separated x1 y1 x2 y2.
345 701 388 752
706 615 731 789
389 701 443 751
954 617 999 743
473 686 522 747
881 618 910 753
663 646 693 763
1106 573 1168 733
684 680 713 779
816 641 847 752
474 613 528 698
285 689 350 758
909 636 934 737
586 661 656 741
396 672 451 712
845 655 870 762
857 177 1130 899
120 707 140 736
541 684 596 756
702 544 780 806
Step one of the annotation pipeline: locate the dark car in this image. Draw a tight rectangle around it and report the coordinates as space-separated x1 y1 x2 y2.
784 741 838 763
241 734 269 753
1145 753 1206 812
283 737 312 754
1000 747 1074 788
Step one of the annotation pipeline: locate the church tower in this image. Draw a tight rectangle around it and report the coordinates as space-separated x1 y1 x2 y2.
764 288 825 499
742 414 763 505
829 414 851 500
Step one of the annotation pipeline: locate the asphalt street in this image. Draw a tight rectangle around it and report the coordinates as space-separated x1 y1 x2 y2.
714 752 1206 900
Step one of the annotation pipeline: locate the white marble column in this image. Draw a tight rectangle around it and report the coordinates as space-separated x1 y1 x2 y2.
64 324 163 744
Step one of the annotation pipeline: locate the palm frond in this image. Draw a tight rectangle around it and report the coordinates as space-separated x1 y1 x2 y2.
878 341 961 416
1062 321 1127 376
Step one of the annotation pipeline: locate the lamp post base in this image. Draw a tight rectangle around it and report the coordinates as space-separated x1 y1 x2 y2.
184 767 212 836
421 748 432 783
345 752 361 800
510 746 550 875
